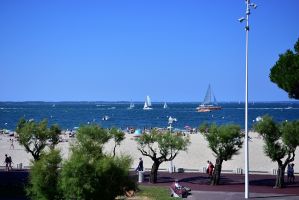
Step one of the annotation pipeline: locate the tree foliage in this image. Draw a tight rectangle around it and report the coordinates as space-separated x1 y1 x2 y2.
16 118 61 161
59 125 135 200
73 125 111 158
200 123 243 185
254 115 299 188
60 154 133 200
27 149 62 200
270 38 299 99
136 130 190 183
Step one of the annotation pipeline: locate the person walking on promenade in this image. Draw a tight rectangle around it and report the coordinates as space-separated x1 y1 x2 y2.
287 163 295 183
208 161 214 178
8 156 13 171
288 163 295 183
4 154 9 171
291 163 295 183
136 157 144 172
206 160 210 174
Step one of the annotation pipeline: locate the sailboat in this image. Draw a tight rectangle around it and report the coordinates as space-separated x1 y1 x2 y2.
163 102 168 109
143 95 153 110
196 84 222 112
128 101 135 109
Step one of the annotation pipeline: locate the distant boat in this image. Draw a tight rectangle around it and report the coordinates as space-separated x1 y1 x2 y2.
52 104 56 107
163 102 168 109
143 95 153 110
102 115 110 121
128 101 135 109
256 116 262 122
197 84 222 112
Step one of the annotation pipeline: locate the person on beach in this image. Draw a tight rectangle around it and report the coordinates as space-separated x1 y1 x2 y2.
9 138 14 149
4 154 9 171
136 157 143 172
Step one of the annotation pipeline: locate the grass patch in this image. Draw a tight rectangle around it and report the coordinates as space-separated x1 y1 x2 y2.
134 185 181 200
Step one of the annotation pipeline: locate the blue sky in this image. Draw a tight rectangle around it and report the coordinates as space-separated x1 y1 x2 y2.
0 0 298 102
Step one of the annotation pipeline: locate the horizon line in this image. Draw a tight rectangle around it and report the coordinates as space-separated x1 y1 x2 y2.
0 100 297 103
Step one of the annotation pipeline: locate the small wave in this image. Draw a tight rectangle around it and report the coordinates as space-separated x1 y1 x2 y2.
96 104 108 107
236 107 297 110
0 107 24 110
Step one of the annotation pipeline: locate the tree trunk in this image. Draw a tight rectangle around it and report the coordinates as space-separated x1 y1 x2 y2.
275 164 286 188
113 144 116 157
211 158 223 185
33 152 40 161
150 161 160 183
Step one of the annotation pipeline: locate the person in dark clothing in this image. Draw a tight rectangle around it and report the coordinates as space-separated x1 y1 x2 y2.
136 157 143 172
8 156 13 170
4 154 9 171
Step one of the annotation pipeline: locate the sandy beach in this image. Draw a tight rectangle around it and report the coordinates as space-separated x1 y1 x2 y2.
1 132 298 174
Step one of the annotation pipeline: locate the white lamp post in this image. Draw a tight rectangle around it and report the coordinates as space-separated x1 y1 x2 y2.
239 0 257 199
168 116 177 173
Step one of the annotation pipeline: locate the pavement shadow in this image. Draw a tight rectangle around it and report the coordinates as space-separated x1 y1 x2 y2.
179 176 211 184
251 194 299 199
249 178 276 186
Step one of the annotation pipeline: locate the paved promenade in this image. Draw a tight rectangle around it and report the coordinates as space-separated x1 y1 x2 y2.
139 171 299 199
1 170 299 199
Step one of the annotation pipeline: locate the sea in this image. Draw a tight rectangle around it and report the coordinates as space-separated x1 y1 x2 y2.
0 102 298 131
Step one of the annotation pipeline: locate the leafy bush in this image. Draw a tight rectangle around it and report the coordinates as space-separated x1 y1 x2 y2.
59 153 134 200
27 149 62 200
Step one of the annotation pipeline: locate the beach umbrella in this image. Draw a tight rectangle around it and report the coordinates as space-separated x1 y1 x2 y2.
133 129 142 137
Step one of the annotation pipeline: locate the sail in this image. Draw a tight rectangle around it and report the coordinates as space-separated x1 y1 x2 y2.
163 102 168 109
197 84 221 112
146 96 152 107
202 84 212 105
144 101 148 109
129 101 134 109
143 95 153 110
213 95 218 105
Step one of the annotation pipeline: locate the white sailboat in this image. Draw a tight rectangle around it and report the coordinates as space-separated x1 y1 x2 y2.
143 95 153 110
196 84 222 112
163 102 168 109
128 101 135 109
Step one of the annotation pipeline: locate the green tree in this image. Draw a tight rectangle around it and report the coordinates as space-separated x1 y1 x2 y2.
136 130 190 183
16 118 61 161
199 123 243 185
73 125 111 158
254 115 299 188
59 125 135 199
109 128 125 157
270 38 299 99
27 149 62 200
49 125 61 150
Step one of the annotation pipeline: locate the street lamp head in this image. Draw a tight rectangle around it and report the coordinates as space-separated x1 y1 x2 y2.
250 3 257 9
238 17 246 23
